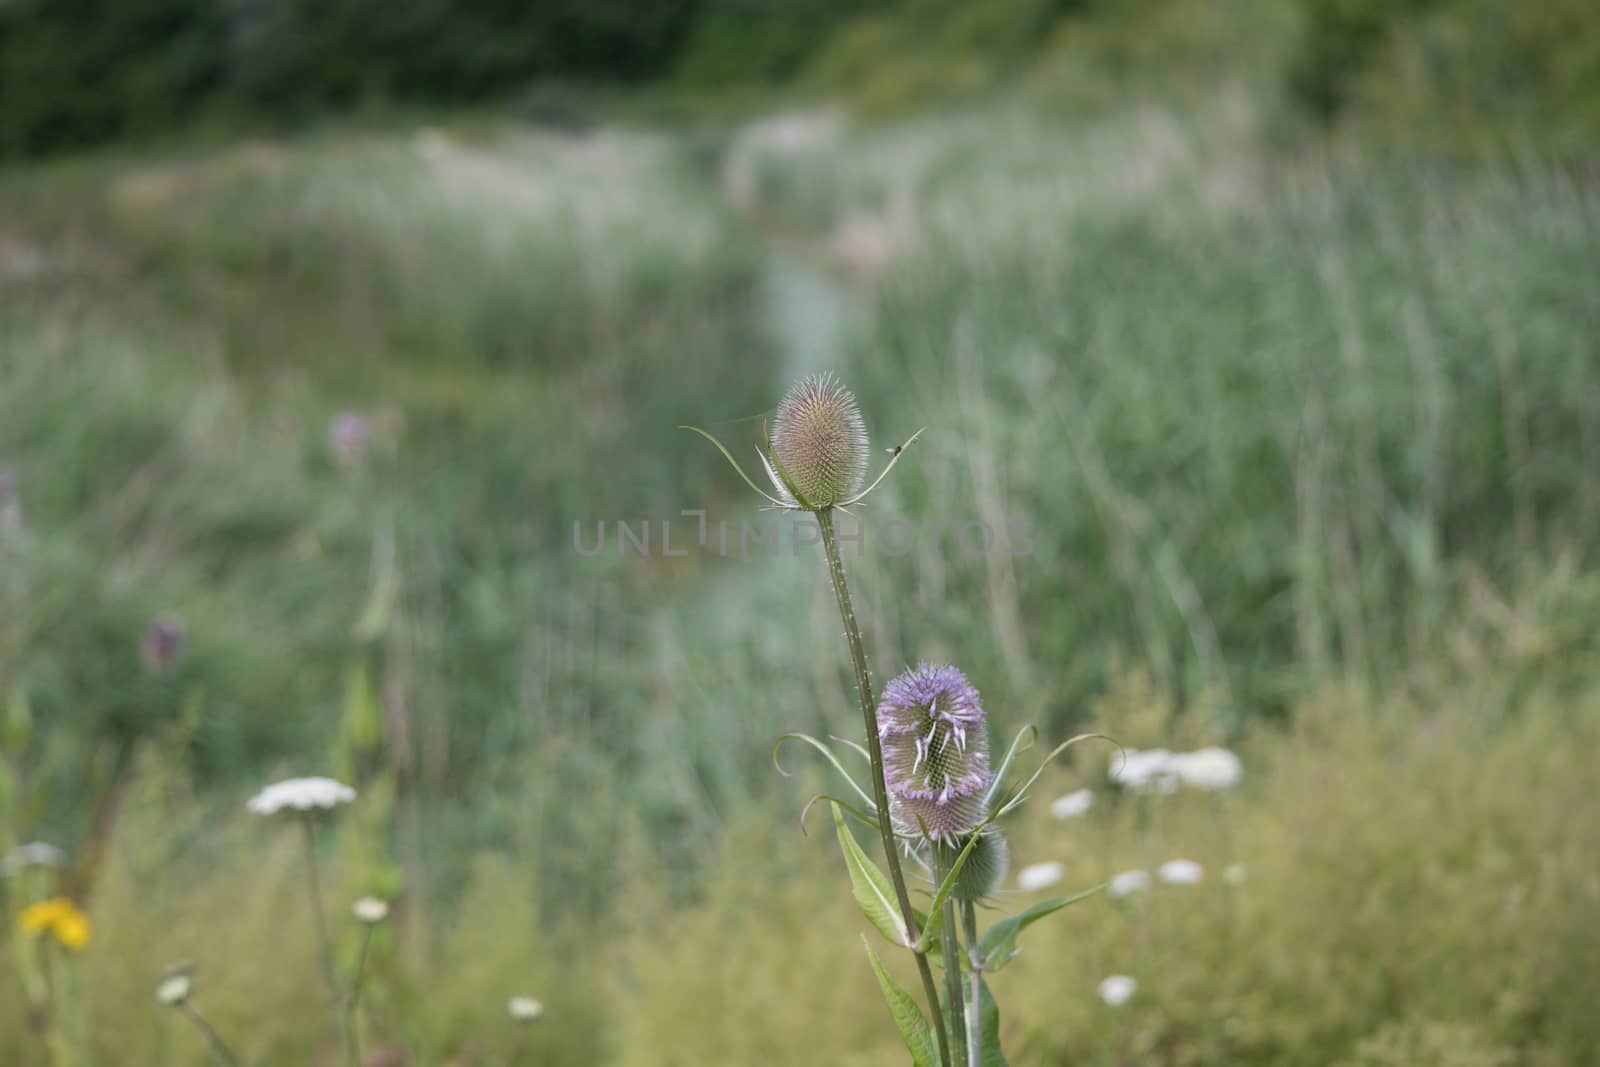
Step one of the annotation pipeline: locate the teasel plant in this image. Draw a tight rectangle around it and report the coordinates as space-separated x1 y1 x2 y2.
686 374 1109 1066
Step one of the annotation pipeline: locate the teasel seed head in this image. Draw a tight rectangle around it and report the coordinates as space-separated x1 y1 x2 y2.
878 664 993 843
764 373 869 509
951 829 1010 902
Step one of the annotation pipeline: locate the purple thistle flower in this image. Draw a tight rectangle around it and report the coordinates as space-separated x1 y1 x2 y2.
877 664 993 842
142 618 185 676
329 411 373 466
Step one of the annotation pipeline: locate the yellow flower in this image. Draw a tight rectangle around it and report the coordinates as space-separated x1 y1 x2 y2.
19 898 70 933
19 897 92 952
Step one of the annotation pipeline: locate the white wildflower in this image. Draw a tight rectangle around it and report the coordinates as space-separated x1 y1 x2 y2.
1109 748 1179 794
156 974 192 1007
1 841 66 877
508 996 545 1023
1107 869 1151 899
352 896 390 925
1158 859 1204 885
247 777 356 816
1016 861 1065 892
1223 863 1247 885
1099 975 1137 1006
1171 747 1243 790
1050 788 1094 819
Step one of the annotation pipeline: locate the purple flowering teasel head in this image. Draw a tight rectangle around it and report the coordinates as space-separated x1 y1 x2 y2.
877 664 993 843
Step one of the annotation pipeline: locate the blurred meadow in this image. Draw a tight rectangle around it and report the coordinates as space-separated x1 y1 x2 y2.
2 0 1599 1064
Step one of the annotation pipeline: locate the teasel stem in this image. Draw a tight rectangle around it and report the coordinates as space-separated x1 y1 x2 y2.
179 1003 241 1067
962 899 982 1067
935 846 969 1065
817 509 952 1067
300 817 358 1067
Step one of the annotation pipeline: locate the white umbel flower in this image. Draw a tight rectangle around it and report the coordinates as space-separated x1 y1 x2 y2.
1099 975 1137 1006
1 841 66 877
1158 859 1204 885
247 777 356 816
508 996 545 1023
1109 748 1179 794
156 974 192 1007
1016 861 1065 892
352 896 390 925
1049 788 1094 819
1171 747 1243 790
1107 869 1152 899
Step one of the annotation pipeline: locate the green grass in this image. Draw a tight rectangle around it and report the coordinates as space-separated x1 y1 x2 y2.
1 95 1597 1064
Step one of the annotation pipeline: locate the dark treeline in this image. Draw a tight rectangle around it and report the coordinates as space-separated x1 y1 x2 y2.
1 0 1596 157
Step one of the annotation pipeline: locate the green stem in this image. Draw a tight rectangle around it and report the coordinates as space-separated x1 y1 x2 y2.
961 900 982 1067
936 847 968 1066
818 510 952 1067
300 817 357 1067
180 1004 241 1067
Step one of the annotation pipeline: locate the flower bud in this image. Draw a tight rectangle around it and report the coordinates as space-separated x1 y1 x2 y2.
766 374 869 509
877 664 992 842
952 830 1009 902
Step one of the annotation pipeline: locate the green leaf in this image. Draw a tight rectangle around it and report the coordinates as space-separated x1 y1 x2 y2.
995 733 1116 819
920 832 988 949
978 885 1105 973
982 725 1037 810
978 976 1007 1067
677 424 786 507
862 934 939 1067
834 802 911 947
775 733 877 810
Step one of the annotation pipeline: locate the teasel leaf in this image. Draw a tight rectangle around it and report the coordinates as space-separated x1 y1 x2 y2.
919 830 990 952
994 734 1118 820
982 725 1037 812
978 976 1008 1066
978 884 1105 974
861 934 940 1067
774 733 877 810
676 424 788 507
833 802 911 948
801 793 878 836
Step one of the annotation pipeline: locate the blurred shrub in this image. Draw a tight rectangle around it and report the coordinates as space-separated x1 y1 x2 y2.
0 0 698 156
1289 0 1600 152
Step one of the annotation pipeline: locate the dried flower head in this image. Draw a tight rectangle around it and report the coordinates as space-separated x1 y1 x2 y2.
877 664 992 843
1223 863 1248 886
507 996 544 1023
952 830 1010 902
763 373 869 509
247 777 356 816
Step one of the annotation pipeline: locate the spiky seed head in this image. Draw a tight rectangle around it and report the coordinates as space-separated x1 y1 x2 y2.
877 664 993 843
952 830 1010 902
767 373 869 509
